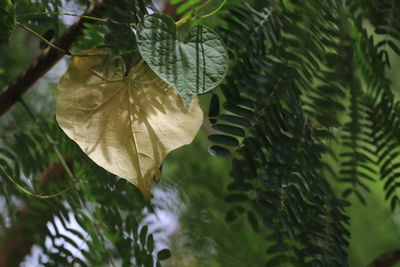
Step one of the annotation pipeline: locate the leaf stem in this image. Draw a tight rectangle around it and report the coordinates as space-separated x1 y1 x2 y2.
200 0 227 19
0 165 75 199
17 11 108 23
16 22 111 57
175 15 193 27
16 22 71 55
175 0 227 27
18 11 132 26
18 98 77 184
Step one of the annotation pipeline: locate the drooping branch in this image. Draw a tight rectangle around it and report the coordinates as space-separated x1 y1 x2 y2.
0 0 107 117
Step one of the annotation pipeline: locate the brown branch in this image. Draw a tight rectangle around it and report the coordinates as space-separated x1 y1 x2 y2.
163 1 181 21
0 0 107 117
372 249 400 267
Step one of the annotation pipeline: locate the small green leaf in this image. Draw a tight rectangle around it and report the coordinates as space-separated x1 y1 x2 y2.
225 206 245 222
387 40 400 56
231 157 243 184
144 254 154 267
140 225 148 246
225 193 249 202
208 145 231 158
0 0 15 46
157 249 171 261
223 103 253 118
208 134 239 147
209 93 220 124
219 114 251 128
247 211 260 232
213 124 245 137
134 243 143 265
136 13 229 107
146 234 154 252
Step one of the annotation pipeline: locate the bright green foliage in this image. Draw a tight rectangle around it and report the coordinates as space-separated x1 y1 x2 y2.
170 0 202 15
206 0 400 265
136 13 229 107
0 0 15 46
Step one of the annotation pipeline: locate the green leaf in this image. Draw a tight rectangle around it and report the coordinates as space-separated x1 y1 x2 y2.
212 124 245 137
208 145 231 158
144 254 154 267
209 94 220 124
0 0 15 46
225 206 245 222
219 114 251 128
208 134 239 147
136 13 229 107
157 249 171 261
146 234 154 252
225 193 249 202
387 40 400 56
247 211 260 232
140 225 148 246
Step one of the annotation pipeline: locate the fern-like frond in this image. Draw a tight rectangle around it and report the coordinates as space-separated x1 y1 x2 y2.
348 1 400 211
208 2 350 265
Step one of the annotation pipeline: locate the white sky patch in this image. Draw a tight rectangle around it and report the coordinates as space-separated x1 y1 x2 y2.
21 186 183 265
21 211 90 266
58 0 86 26
143 185 183 250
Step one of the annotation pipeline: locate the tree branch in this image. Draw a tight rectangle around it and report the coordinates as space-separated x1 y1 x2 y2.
0 0 107 117
373 249 400 267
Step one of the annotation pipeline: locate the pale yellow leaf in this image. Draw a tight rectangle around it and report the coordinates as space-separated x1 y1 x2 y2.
56 48 203 198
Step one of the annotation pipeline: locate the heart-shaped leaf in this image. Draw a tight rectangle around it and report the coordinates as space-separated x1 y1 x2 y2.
136 13 229 107
0 0 15 46
56 48 203 198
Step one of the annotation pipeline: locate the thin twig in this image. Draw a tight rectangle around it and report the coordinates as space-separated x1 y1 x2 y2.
18 12 108 23
0 165 75 199
16 22 71 55
18 98 77 184
200 0 227 19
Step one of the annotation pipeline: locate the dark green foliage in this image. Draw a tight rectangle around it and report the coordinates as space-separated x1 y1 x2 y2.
206 0 400 265
2 0 400 266
345 0 400 210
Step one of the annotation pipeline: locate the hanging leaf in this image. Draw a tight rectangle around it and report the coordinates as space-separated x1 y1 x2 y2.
56 48 203 198
208 93 220 124
208 145 231 158
157 249 171 261
0 0 15 46
136 13 229 107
